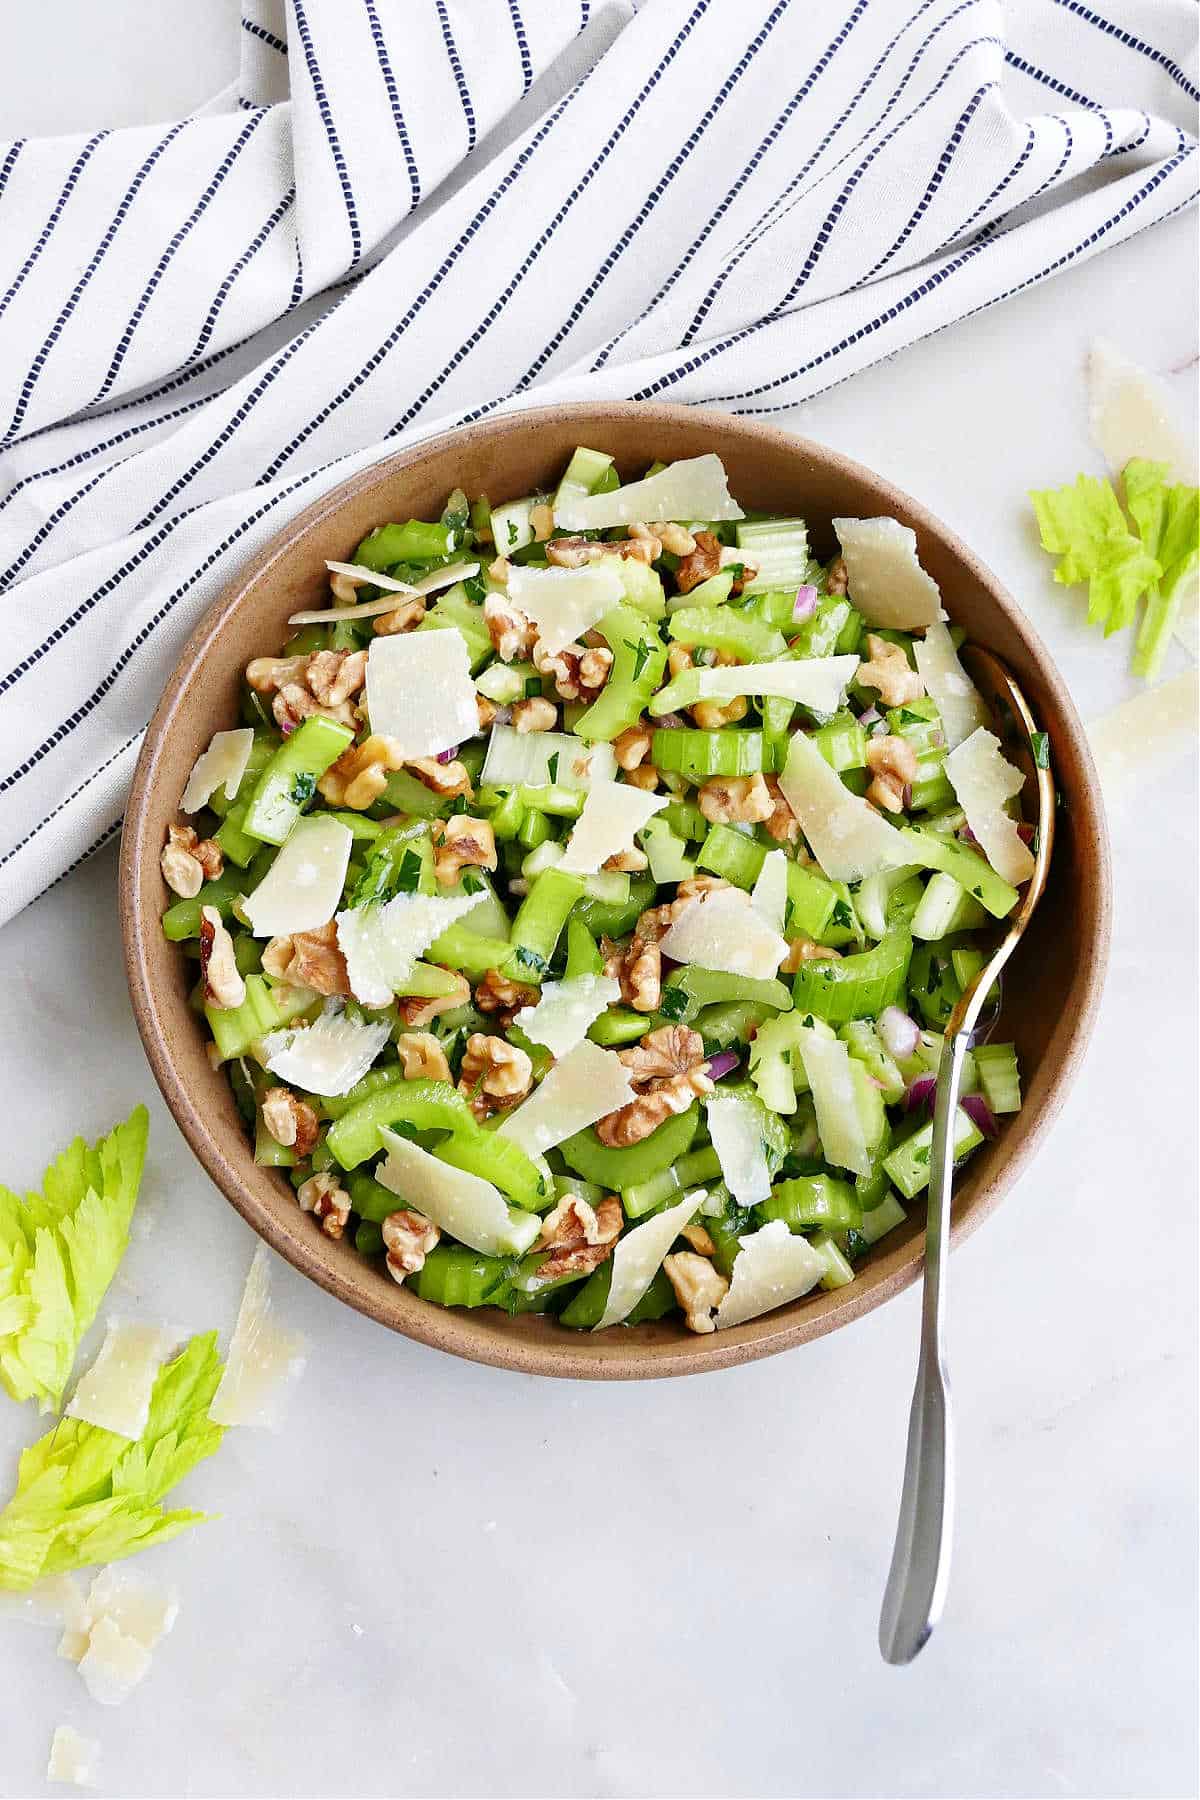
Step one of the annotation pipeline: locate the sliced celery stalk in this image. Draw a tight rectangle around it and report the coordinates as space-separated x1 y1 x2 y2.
883 1108 984 1199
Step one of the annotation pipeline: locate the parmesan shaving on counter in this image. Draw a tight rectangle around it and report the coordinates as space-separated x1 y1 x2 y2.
65 1320 177 1441
833 516 942 629
210 1243 307 1430
1086 670 1199 802
364 627 479 757
558 783 668 874
553 454 743 532
1088 338 1197 485
58 1566 180 1706
944 728 1035 886
497 1041 635 1157
47 1725 100 1788
506 563 624 656
180 727 254 815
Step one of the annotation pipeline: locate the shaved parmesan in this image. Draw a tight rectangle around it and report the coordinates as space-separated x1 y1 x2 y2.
65 1320 176 1441
506 563 624 656
778 732 907 882
210 1242 307 1430
242 815 353 937
793 1027 872 1176
78 1567 178 1658
594 1190 706 1330
650 654 858 717
47 1725 100 1788
480 725 616 791
1088 338 1197 484
78 1615 153 1707
944 728 1035 886
498 1041 635 1157
513 975 622 1058
376 1128 540 1257
913 621 989 749
1087 669 1199 802
288 560 480 623
834 517 942 629
336 888 485 1005
559 783 668 874
365 628 478 757
706 1095 772 1209
260 1006 389 1097
0 1574 85 1632
553 454 743 532
658 885 786 981
714 1219 825 1329
180 727 254 814
750 848 788 936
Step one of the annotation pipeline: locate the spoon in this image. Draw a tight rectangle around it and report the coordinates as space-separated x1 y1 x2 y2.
878 645 1056 1666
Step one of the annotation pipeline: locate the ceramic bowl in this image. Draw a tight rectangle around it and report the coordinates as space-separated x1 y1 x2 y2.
120 403 1111 1379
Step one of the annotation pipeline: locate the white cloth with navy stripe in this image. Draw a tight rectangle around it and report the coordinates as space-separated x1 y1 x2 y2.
0 0 1195 921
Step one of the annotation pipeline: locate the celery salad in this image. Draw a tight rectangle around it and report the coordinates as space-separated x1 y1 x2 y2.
161 449 1035 1336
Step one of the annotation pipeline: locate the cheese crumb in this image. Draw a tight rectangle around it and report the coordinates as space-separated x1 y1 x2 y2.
47 1725 100 1788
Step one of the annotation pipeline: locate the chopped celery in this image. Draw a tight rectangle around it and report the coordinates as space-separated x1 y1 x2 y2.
355 519 460 569
696 822 767 889
734 517 810 596
418 583 492 671
813 711 867 773
703 1202 756 1279
860 1191 907 1245
810 1233 856 1290
668 605 786 661
692 999 777 1048
667 568 735 612
564 916 604 979
206 975 318 1063
784 861 838 942
345 1168 404 1222
558 1259 613 1329
906 944 962 1029
625 1267 678 1323
883 1107 984 1199
435 1129 548 1211
663 798 708 841
639 816 696 885
621 1146 723 1219
656 965 791 1028
910 871 989 941
854 865 923 941
758 1175 861 1232
791 927 912 1023
477 661 536 705
506 868 585 983
242 715 354 845
410 1245 510 1308
897 825 1019 919
575 872 656 940
973 1043 1022 1113
554 446 615 513
162 855 272 940
379 769 453 819
487 498 536 556
557 1104 700 1189
652 727 783 781
839 1019 905 1104
326 1079 475 1170
587 1008 651 1047
572 605 668 742
426 925 513 979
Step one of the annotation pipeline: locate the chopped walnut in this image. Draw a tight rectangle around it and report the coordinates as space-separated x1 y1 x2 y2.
431 814 497 886
329 570 363 605
458 1033 533 1119
633 875 728 944
676 875 730 904
825 556 849 597
261 921 351 995
781 937 842 973
395 1031 451 1083
530 1193 623 1286
475 694 499 735
680 1221 717 1256
529 502 555 542
865 733 919 814
372 597 426 635
666 645 694 682
689 648 748 730
475 968 539 1028
534 639 613 702
603 846 649 873
762 775 801 844
407 756 474 799
262 1086 320 1156
595 1025 713 1147
626 522 663 562
245 653 310 695
612 723 654 770
623 764 661 793
382 1208 440 1282
306 648 368 708
718 544 758 596
601 933 662 1014
318 734 406 809
396 972 470 1028
663 1251 728 1333
297 1170 350 1239
511 696 558 734
545 534 657 568
160 823 221 898
698 773 774 825
199 905 245 1010
857 634 925 708
483 591 536 661
673 529 723 594
658 522 696 556
488 555 511 584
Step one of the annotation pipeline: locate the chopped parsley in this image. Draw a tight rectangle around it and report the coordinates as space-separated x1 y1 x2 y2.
463 575 486 604
830 898 854 931
447 793 470 815
624 638 653 681
507 519 519 547
659 987 689 1021
512 946 546 974
288 771 317 807
460 871 483 894
1030 730 1051 770
395 850 423 894
971 884 983 899
547 751 560 783
524 675 542 698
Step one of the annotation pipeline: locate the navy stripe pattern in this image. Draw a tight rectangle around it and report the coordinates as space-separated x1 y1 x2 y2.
0 0 1195 924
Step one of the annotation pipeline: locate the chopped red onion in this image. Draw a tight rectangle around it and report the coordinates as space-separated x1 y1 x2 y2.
858 706 881 728
1016 821 1035 846
870 716 891 738
904 1074 937 1113
879 1005 919 1059
436 745 459 765
656 712 686 730
792 584 818 622
961 1094 999 1138
660 954 681 977
705 1050 741 1082
958 822 981 848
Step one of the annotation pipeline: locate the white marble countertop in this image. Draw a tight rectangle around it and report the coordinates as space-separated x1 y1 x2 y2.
1 11 1197 1799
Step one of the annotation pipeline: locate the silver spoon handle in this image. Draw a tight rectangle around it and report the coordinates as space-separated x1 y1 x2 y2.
878 1028 969 1664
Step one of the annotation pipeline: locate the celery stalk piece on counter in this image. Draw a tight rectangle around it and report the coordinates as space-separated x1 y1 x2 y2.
0 1108 150 1414
0 1334 225 1591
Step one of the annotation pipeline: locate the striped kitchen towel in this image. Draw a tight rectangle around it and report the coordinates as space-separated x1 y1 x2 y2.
0 0 1195 922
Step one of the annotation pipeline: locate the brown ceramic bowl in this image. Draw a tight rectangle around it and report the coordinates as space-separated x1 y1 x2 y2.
120 403 1111 1380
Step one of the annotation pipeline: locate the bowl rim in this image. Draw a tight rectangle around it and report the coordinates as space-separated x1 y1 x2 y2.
119 400 1111 1380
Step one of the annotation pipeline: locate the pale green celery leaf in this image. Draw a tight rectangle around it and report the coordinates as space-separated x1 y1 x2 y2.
0 1106 150 1411
1030 473 1161 633
0 1332 225 1590
1125 458 1200 596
